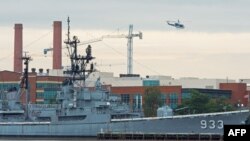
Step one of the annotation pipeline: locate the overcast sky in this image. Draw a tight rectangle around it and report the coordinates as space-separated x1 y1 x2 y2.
1 0 250 79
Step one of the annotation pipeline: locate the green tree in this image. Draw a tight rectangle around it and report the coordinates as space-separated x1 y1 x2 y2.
143 87 163 117
205 99 217 112
176 90 235 115
185 90 210 114
206 97 235 112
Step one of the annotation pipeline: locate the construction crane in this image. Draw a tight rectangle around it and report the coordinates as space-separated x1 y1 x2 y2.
101 25 142 74
44 24 142 75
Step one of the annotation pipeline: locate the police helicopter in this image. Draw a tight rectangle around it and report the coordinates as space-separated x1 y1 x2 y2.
166 20 185 29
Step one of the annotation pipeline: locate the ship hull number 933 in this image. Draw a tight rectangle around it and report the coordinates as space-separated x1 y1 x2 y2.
200 120 223 129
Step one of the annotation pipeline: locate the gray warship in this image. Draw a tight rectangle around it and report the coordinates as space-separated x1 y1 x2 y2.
0 18 249 137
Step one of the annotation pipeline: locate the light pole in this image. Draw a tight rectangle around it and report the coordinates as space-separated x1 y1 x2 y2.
237 100 244 112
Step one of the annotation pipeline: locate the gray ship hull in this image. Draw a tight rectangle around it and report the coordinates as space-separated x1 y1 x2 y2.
0 110 249 136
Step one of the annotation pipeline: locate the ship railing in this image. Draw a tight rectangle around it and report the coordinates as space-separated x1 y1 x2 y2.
97 132 223 140
0 121 51 125
172 109 249 118
29 104 61 109
111 109 249 122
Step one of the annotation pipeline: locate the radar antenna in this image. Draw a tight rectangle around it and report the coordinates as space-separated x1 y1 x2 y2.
64 17 95 82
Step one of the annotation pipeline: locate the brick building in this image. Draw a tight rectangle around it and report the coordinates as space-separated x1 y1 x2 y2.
1 70 249 109
0 70 182 109
0 70 65 104
220 83 249 107
111 86 182 110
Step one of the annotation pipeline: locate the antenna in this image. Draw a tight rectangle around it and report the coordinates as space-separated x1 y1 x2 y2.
21 52 32 120
67 16 71 44
63 17 95 82
64 16 72 57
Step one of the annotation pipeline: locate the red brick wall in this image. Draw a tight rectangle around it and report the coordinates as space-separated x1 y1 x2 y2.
159 86 182 105
28 74 37 103
220 83 248 106
36 75 66 82
0 71 66 104
0 70 21 80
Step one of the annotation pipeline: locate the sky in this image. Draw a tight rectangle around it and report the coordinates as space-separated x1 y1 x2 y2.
1 0 250 80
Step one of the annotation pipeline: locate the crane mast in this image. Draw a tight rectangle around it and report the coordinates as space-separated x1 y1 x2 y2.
101 25 142 74
127 25 133 74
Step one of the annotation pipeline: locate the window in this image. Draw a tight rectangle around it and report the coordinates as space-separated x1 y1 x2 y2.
143 80 160 86
36 92 44 99
44 91 57 99
133 94 142 111
169 93 178 109
161 94 167 105
121 94 130 105
182 92 190 100
36 82 61 89
36 82 61 104
0 83 19 91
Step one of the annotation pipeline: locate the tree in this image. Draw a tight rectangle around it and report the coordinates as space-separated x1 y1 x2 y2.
175 90 235 115
143 87 163 117
184 90 210 114
206 97 235 112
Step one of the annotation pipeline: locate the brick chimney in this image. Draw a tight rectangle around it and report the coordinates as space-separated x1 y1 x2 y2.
14 24 23 73
53 21 62 69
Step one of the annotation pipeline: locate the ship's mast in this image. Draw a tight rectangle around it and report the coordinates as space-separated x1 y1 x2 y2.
20 52 32 120
64 17 95 82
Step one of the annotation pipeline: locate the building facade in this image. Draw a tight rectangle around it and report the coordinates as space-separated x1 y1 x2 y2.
1 70 249 109
111 86 182 110
220 83 249 107
0 70 65 104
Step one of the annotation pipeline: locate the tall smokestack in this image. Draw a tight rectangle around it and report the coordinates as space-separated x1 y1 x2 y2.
53 21 62 69
14 24 23 73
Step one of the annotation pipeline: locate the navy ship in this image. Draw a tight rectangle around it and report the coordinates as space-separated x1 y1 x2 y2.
0 18 249 137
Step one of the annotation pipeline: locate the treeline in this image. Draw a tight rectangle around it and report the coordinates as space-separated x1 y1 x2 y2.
143 87 235 117
175 90 235 115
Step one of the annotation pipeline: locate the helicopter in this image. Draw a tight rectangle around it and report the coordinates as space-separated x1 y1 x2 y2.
166 20 185 29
